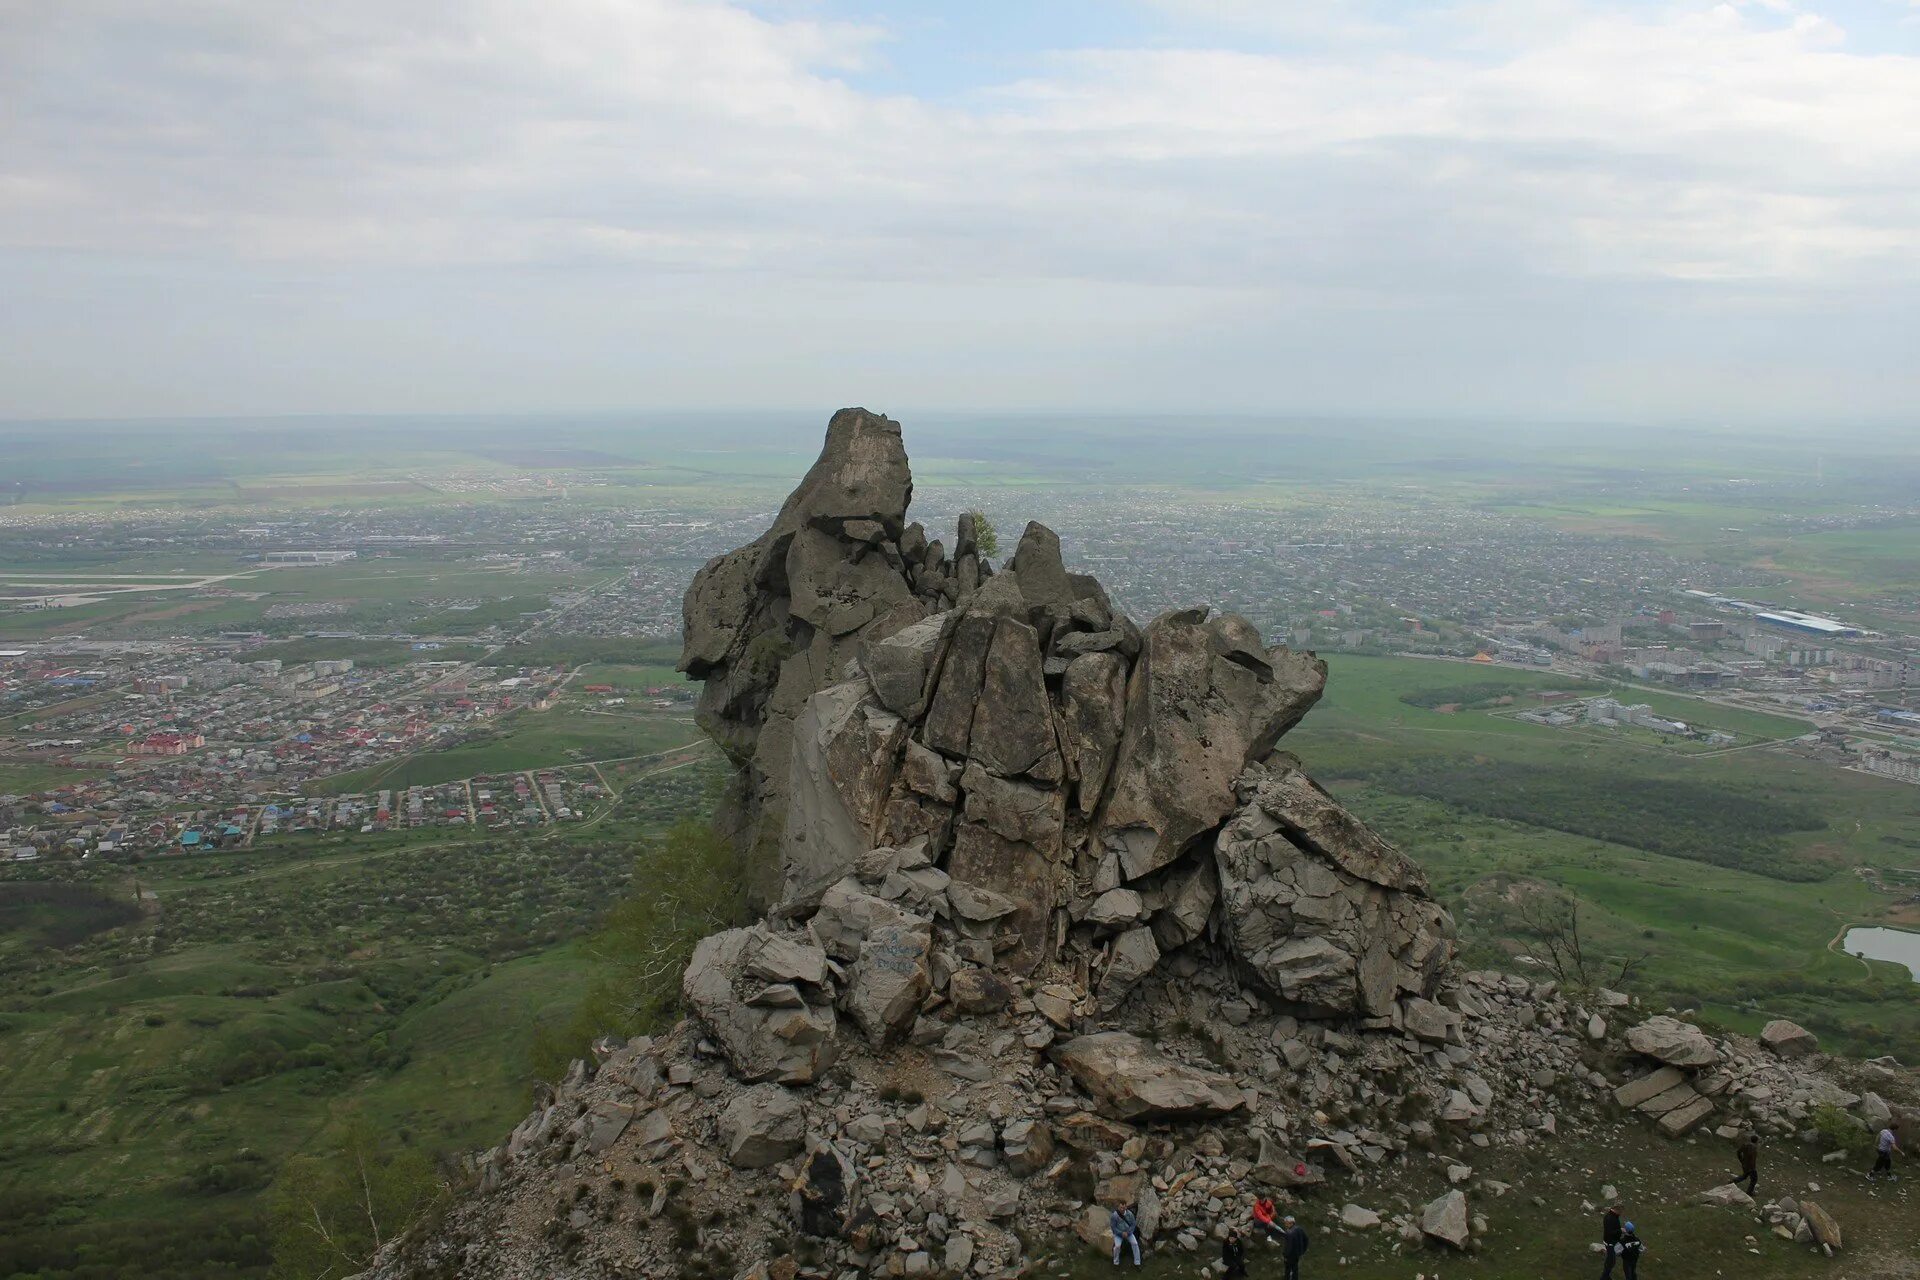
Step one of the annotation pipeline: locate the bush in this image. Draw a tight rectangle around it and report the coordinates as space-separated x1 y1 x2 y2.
268 1119 443 1280
528 819 747 1082
1811 1103 1864 1153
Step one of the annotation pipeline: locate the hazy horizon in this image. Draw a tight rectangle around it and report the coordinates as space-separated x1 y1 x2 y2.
5 2 1920 424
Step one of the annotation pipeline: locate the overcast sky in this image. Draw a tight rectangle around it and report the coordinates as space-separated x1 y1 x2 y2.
3 0 1918 423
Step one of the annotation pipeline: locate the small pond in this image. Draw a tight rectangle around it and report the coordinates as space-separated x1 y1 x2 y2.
1842 926 1920 982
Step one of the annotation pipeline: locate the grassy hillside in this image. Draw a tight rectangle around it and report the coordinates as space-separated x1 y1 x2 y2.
0 755 723 1280
1292 655 1920 1054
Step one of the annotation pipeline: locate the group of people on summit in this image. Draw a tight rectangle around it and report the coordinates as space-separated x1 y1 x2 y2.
1096 1122 1903 1275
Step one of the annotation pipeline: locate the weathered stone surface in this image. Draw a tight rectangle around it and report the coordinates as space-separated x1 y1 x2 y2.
1656 1093 1715 1137
1214 763 1452 1016
1801 1200 1841 1251
679 411 1456 1033
1098 926 1161 1011
1695 1183 1756 1209
810 879 916 962
744 932 830 987
922 614 996 759
1401 996 1462 1045
1240 760 1429 893
1626 1016 1720 1068
583 1101 633 1154
1141 855 1219 952
1000 1117 1055 1175
1614 1066 1687 1109
1761 1019 1818 1058
1095 609 1327 882
1050 1031 1244 1120
968 617 1059 778
844 916 932 1043
682 926 837 1084
782 681 908 899
958 763 1063 848
1085 888 1145 927
1421 1190 1469 1248
720 1084 806 1168
947 821 1055 974
947 966 1014 1014
1009 521 1073 609
679 409 921 909
1058 652 1127 815
860 611 953 720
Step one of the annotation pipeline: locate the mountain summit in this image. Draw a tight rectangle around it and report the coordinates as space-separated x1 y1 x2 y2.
678 406 1454 1026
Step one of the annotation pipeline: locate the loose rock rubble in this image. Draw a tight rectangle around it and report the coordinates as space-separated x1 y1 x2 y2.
355 413 1920 1280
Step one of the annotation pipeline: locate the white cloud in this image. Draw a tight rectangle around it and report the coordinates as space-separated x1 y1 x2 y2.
1 0 1917 417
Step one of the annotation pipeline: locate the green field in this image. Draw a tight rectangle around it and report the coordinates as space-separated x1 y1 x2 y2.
1291 655 1920 1054
0 762 98 795
0 754 725 1280
0 556 608 642
308 705 700 794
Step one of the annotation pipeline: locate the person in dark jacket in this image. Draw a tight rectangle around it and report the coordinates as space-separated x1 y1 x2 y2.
1617 1222 1645 1280
1736 1133 1759 1195
1281 1214 1309 1280
1599 1204 1624 1279
1221 1229 1248 1279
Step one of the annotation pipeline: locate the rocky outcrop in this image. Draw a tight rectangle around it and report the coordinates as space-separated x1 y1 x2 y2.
1627 1016 1721 1068
1761 1018 1818 1058
1049 1031 1245 1120
361 413 1920 1280
1214 759 1453 1018
681 925 838 1084
679 410 1455 1028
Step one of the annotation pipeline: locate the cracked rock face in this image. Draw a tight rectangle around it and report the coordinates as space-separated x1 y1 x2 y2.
680 409 1455 1036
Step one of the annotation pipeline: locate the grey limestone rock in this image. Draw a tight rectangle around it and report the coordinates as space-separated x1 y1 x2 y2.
1214 761 1452 1016
1422 1190 1470 1248
1626 1016 1721 1068
1050 1031 1244 1120
1094 609 1327 883
1760 1018 1818 1058
720 1083 807 1168
679 410 1455 1027
682 926 838 1084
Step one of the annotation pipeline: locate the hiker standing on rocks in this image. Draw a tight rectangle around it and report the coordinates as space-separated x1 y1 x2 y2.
1221 1229 1249 1279
1281 1214 1310 1280
1871 1120 1902 1180
1598 1204 1624 1279
1617 1221 1646 1280
1109 1202 1142 1267
1736 1132 1760 1195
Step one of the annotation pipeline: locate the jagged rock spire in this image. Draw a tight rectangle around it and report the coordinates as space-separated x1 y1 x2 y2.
679 409 1453 1028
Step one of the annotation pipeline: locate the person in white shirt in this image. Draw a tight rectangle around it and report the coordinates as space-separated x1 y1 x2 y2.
1870 1121 1902 1180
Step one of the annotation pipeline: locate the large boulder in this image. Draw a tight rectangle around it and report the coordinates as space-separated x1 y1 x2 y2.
676 411 1457 1011
682 926 838 1084
782 681 910 899
1801 1200 1842 1252
1094 609 1326 882
843 915 932 1043
720 1084 806 1168
1421 1190 1470 1248
1760 1019 1818 1058
1050 1031 1244 1120
1213 761 1453 1016
1626 1016 1720 1068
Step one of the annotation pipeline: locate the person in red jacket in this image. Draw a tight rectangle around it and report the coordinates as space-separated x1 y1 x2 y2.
1251 1195 1285 1244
